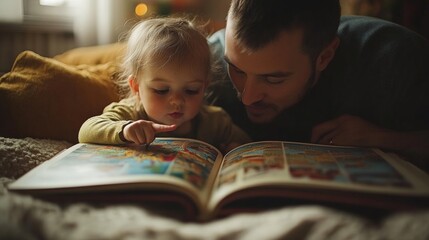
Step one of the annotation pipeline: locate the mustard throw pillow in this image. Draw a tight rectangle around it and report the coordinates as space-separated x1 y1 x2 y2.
54 43 126 66
0 51 120 143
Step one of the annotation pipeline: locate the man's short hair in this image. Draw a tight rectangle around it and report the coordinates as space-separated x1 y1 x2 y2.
228 0 341 59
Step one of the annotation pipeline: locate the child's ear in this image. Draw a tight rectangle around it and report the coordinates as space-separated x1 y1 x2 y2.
128 75 139 93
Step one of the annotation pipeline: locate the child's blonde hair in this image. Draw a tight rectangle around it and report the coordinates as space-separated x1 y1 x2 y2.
118 16 211 98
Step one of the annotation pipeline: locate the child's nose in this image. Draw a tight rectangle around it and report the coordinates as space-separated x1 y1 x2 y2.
170 93 184 106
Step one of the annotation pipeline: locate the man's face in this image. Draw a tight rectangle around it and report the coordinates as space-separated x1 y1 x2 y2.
224 21 316 124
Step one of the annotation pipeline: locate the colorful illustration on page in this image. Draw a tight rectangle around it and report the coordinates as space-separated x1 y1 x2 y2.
43 139 219 189
284 143 411 188
218 142 285 187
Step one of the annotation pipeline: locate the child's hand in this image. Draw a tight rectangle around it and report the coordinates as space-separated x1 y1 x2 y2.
123 120 177 145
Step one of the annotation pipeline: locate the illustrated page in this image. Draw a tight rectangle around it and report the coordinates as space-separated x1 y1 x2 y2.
283 143 411 187
211 141 413 204
15 138 221 191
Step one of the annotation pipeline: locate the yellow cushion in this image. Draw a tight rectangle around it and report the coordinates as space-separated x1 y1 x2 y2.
54 43 126 66
0 51 120 143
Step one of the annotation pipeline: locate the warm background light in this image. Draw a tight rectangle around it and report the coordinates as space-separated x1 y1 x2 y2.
135 3 148 17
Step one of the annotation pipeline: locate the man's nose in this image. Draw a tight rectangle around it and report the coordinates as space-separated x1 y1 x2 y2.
241 78 264 105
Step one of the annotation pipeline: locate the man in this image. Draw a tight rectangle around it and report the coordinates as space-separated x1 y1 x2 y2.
206 0 429 169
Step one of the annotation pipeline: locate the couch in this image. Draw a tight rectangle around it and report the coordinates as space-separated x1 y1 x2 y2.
1 45 428 240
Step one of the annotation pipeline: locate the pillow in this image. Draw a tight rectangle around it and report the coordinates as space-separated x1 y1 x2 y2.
54 43 126 66
0 51 120 143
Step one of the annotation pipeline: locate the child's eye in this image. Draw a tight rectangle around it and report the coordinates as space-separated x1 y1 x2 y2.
185 89 200 95
153 88 169 95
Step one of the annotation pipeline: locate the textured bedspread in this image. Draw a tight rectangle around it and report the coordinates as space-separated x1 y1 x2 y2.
1 137 429 240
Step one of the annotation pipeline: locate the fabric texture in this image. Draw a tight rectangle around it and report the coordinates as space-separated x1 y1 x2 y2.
79 98 251 151
0 137 72 179
0 51 120 143
54 42 126 66
1 178 429 240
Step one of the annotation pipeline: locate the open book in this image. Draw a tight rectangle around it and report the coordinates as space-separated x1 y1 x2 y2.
8 138 429 221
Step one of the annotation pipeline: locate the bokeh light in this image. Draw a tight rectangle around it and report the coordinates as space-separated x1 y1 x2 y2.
135 3 148 17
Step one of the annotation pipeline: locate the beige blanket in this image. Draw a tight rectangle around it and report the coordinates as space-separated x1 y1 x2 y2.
1 137 429 240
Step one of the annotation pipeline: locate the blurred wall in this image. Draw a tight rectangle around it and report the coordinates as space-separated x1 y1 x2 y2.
73 0 135 46
340 0 428 39
0 0 231 73
0 0 24 22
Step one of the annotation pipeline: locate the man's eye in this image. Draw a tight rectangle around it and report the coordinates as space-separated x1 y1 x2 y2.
153 89 169 95
265 77 285 84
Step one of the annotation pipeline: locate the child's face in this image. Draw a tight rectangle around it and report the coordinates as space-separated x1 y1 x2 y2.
132 61 207 127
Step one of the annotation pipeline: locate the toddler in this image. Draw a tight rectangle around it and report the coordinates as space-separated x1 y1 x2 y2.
78 17 250 153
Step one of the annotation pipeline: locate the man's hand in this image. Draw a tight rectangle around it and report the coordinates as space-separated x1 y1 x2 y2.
311 114 389 147
123 120 177 145
311 114 429 171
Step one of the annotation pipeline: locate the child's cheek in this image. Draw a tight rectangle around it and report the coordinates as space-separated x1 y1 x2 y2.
187 96 204 115
142 94 164 115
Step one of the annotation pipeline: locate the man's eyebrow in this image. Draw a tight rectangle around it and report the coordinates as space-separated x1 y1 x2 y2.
224 56 293 78
224 56 246 73
263 71 294 78
223 56 237 68
223 56 240 69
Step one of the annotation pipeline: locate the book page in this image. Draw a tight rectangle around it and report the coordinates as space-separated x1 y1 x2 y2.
208 141 429 210
10 138 223 207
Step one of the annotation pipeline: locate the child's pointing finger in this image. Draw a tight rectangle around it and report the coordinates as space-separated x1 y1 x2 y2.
152 123 177 133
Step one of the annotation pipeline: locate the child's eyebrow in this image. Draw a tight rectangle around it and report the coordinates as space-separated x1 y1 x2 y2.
150 78 205 84
188 79 205 84
150 78 168 83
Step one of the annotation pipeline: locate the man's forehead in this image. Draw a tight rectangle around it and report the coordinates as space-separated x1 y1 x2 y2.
225 26 308 71
225 18 251 54
226 20 306 53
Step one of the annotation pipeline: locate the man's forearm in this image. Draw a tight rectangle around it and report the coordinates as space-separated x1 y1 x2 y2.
376 130 429 171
